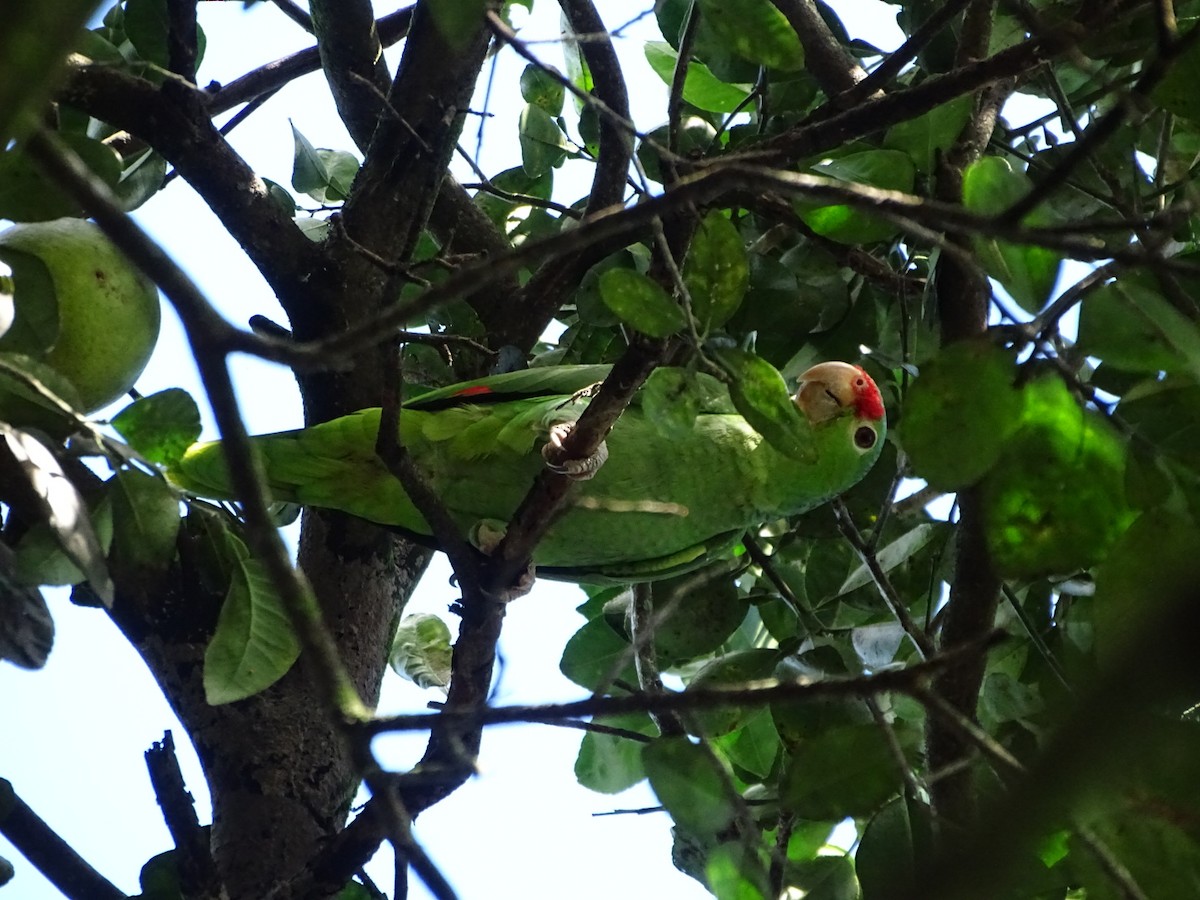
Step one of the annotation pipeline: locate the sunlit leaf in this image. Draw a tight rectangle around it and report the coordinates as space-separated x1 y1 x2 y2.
697 0 804 71
685 211 750 332
644 42 753 113
112 388 202 466
598 268 686 337
717 348 816 462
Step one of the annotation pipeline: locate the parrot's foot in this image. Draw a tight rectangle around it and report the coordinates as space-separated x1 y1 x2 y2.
469 519 536 601
541 422 609 480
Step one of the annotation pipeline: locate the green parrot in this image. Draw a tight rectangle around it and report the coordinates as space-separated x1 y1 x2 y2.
169 362 886 582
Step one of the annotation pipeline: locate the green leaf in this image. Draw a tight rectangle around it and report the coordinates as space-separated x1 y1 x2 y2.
598 268 686 337
124 0 170 67
800 149 916 245
650 569 749 664
981 376 1132 578
962 157 1062 312
13 492 112 588
0 136 123 222
883 96 973 172
559 617 636 690
696 0 804 71
644 42 753 113
1153 37 1200 121
389 613 452 690
898 340 1024 489
112 388 202 466
109 468 180 586
685 211 750 332
426 0 486 49
857 799 922 900
714 707 779 778
637 118 717 184
519 64 566 115
716 348 816 462
114 148 168 212
290 124 361 204
0 0 102 143
203 525 300 705
643 736 738 835
783 854 860 900
1077 278 1200 378
518 104 571 177
686 649 779 736
574 712 655 793
781 723 902 819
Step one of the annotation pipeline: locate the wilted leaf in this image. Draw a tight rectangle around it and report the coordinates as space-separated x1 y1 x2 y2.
389 613 453 690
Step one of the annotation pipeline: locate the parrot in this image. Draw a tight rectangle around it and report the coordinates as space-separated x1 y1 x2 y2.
168 362 886 583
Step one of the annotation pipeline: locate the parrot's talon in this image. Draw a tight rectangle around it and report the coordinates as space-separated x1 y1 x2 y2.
542 422 609 480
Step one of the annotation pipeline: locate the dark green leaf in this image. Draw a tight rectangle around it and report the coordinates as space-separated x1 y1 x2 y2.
598 268 685 337
290 123 330 199
426 0 486 49
650 569 749 664
637 118 717 184
685 211 750 331
519 64 565 115
112 388 202 466
697 0 804 71
898 340 1023 489
124 0 170 67
1153 37 1200 121
686 649 779 736
0 542 53 669
839 523 940 595
0 0 102 143
389 613 452 690
857 799 922 900
783 854 859 900
644 42 752 113
12 491 112 588
113 148 168 213
714 707 779 778
0 136 122 222
781 723 902 819
109 468 180 586
518 104 570 177
643 736 738 835
717 348 816 462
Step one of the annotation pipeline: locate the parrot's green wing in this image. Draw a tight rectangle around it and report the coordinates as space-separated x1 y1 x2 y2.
168 364 885 583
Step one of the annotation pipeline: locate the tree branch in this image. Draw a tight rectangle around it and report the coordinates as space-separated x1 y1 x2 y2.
773 0 868 97
0 778 125 900
144 731 216 897
309 0 392 151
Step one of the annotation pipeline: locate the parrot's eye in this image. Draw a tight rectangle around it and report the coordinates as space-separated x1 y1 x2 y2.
854 426 877 450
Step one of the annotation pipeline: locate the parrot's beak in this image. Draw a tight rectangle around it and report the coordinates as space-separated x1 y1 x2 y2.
795 361 862 424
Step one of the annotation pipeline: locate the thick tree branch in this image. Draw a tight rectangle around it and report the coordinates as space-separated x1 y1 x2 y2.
144 731 216 897
773 0 868 97
0 778 125 900
309 0 392 151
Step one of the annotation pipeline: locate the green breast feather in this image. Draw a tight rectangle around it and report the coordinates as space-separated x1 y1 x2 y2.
169 365 886 582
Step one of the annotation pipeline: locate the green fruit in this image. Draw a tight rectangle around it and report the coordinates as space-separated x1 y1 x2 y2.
0 218 160 419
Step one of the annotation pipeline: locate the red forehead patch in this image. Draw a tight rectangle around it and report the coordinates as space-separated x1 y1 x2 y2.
853 366 886 421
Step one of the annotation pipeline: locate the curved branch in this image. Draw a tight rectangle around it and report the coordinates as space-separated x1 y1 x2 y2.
772 0 868 97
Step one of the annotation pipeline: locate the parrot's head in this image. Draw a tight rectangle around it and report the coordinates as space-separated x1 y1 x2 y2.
795 361 886 455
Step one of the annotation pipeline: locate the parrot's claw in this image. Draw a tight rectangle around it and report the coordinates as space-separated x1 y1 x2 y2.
468 520 536 601
542 422 609 481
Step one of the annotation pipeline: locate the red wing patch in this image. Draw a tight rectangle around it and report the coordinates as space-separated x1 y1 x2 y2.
453 385 494 398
